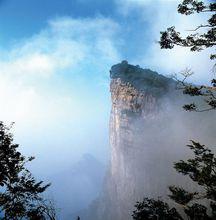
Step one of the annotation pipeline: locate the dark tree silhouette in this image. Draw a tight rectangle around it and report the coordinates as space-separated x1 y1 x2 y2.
132 141 216 220
160 0 216 112
160 0 216 55
132 198 183 220
133 1 216 219
0 121 56 220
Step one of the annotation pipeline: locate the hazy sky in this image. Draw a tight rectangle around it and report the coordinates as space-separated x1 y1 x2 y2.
0 0 214 176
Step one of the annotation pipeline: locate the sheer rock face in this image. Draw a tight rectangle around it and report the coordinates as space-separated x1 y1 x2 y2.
86 62 175 220
85 62 215 220
87 62 179 220
106 61 175 220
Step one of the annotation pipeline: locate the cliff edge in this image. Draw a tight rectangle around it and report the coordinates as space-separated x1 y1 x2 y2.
86 62 208 220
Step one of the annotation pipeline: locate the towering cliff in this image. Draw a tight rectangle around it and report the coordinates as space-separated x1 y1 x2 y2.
105 61 176 220
86 61 215 220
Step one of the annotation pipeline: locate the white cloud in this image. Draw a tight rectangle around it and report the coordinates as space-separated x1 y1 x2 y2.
116 0 214 84
0 16 120 78
0 16 121 169
0 16 120 120
0 53 55 78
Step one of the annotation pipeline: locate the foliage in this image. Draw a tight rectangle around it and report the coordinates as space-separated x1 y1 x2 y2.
160 0 216 55
132 142 216 219
160 0 216 112
111 61 175 97
173 68 216 112
132 198 183 220
0 121 56 220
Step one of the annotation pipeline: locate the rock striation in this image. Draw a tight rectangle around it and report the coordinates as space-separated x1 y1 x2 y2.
86 61 177 220
108 61 175 220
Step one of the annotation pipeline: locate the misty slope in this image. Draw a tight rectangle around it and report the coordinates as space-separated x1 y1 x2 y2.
84 61 216 220
49 154 105 220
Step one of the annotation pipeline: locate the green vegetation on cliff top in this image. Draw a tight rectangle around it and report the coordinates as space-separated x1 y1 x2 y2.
110 61 175 96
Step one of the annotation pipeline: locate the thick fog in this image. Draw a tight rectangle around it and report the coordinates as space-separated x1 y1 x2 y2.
11 83 111 219
129 93 216 206
81 87 216 220
131 93 216 196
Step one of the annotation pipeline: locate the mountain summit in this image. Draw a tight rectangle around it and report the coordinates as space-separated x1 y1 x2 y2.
85 62 215 220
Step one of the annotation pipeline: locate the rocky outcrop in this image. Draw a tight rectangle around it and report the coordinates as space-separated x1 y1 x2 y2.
86 61 177 220
86 61 214 220
107 61 175 220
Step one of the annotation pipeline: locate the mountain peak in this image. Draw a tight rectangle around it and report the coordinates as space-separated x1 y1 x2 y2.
110 61 175 96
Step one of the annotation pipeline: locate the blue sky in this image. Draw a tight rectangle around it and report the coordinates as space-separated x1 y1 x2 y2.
0 0 212 74
0 0 116 45
0 0 154 61
0 0 214 176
